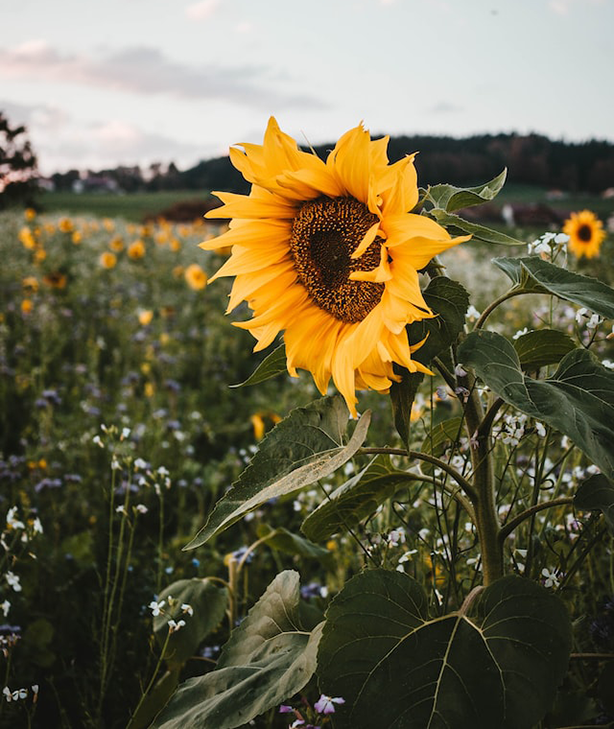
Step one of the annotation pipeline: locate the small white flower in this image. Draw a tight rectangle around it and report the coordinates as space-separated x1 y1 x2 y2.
2 687 11 702
465 304 481 322
554 233 569 245
602 359 614 370
115 505 127 515
535 421 547 438
135 504 148 514
31 517 43 534
111 456 121 471
121 427 131 440
587 313 603 330
134 458 148 470
512 327 529 340
148 599 165 617
181 603 194 617
1 600 10 617
541 567 560 589
6 507 25 530
168 619 186 633
157 466 170 477
5 571 21 592
92 435 104 448
387 528 406 547
575 307 588 325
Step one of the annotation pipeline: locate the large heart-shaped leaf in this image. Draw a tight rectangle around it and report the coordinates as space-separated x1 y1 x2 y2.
493 257 614 319
152 571 323 729
317 570 571 729
301 456 418 542
458 331 614 480
186 396 370 548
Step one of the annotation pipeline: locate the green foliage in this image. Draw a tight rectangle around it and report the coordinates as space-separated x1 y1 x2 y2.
574 474 614 534
458 331 614 479
151 571 322 729
230 343 288 388
186 396 371 548
318 570 571 729
153 579 228 668
301 455 417 542
512 329 577 370
493 256 614 318
422 169 508 213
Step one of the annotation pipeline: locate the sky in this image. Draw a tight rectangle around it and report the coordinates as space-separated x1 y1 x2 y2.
1 0 613 176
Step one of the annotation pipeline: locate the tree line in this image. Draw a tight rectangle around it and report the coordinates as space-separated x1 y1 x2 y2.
51 132 613 195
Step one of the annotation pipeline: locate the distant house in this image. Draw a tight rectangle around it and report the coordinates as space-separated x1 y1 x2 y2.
72 176 122 194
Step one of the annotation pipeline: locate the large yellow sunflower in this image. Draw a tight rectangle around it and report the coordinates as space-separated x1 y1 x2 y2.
563 209 606 259
202 117 470 416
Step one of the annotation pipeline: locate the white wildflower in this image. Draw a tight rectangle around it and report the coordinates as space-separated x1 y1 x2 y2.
148 599 165 617
5 572 21 592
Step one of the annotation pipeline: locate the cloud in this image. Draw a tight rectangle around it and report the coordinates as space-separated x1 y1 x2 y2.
185 0 220 20
0 40 325 110
548 0 606 14
1 98 213 173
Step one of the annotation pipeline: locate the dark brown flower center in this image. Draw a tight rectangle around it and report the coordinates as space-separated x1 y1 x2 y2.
577 224 592 242
289 196 385 323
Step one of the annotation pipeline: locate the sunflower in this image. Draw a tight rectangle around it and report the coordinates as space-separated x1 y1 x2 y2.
563 210 606 259
202 117 470 416
184 263 208 290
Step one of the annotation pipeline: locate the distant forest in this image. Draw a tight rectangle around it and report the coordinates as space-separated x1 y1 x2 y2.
49 132 614 195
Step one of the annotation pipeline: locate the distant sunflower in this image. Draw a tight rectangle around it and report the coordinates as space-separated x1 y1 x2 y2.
563 210 606 259
202 117 470 416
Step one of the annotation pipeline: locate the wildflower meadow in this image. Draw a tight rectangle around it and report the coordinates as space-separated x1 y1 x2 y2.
2 119 614 729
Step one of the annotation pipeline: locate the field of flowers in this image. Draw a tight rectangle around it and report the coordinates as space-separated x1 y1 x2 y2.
1 185 613 729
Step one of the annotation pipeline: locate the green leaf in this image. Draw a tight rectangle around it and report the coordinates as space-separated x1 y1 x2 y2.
425 169 508 213
301 456 417 542
186 396 370 548
255 524 334 565
152 571 323 729
513 329 577 370
153 579 229 668
458 331 614 479
574 473 614 534
391 277 468 448
428 208 524 246
493 256 614 318
230 343 287 388
317 570 571 729
389 370 424 449
408 276 470 365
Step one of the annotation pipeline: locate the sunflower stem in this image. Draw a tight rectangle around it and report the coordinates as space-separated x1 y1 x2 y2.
462 380 503 586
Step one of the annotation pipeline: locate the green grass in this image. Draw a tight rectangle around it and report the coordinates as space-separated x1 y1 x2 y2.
38 189 212 222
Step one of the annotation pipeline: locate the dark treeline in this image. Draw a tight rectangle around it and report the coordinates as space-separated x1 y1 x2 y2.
49 132 614 195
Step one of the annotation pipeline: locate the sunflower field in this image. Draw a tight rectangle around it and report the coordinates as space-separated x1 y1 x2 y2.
1 121 614 729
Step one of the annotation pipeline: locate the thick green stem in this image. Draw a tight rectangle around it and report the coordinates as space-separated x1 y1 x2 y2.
463 382 503 586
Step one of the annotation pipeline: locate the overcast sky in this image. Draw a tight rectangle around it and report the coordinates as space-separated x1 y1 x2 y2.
1 0 613 175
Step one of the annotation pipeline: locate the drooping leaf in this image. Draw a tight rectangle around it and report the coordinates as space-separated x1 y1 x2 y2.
230 343 287 388
317 570 571 729
458 331 614 480
255 524 334 566
186 396 370 548
574 473 614 534
391 277 469 447
301 456 418 542
513 329 577 370
153 578 228 668
409 277 470 366
493 256 614 319
152 571 323 729
389 369 424 449
428 208 524 246
424 169 508 213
